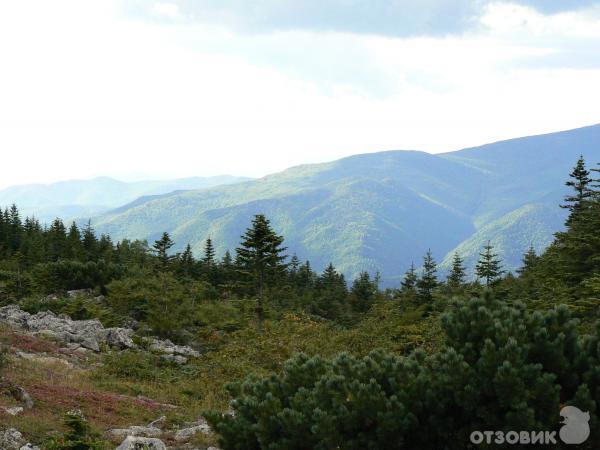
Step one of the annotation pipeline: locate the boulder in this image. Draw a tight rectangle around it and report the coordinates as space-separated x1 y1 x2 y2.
174 418 211 442
116 436 167 450
161 354 188 364
20 444 41 450
104 328 135 349
0 305 30 327
148 416 167 429
66 289 92 298
149 339 200 359
108 425 162 438
0 428 25 450
1 406 24 415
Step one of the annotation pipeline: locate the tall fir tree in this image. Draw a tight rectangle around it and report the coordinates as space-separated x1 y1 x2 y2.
561 156 593 226
447 253 466 287
81 221 98 261
416 250 438 302
475 241 504 285
350 271 376 313
152 232 175 271
236 214 288 332
203 237 216 267
517 245 539 275
401 262 418 292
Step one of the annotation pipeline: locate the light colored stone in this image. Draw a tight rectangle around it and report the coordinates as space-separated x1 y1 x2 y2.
19 444 40 450
174 418 211 442
1 406 24 415
161 354 188 364
116 436 167 450
0 428 25 450
148 416 167 429
105 328 135 349
67 288 93 298
108 426 162 438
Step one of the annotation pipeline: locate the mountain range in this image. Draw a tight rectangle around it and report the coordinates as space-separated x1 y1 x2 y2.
3 125 599 286
0 175 251 223
81 124 600 286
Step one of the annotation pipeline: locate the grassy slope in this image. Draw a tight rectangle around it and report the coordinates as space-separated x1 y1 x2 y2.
0 301 441 447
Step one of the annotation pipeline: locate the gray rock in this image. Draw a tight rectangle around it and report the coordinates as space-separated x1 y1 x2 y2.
0 305 30 327
0 428 25 450
1 406 24 415
108 426 162 438
67 289 92 298
148 416 167 429
15 387 34 409
116 436 167 450
19 444 40 450
79 337 100 352
161 354 188 364
174 418 211 442
149 338 200 359
105 328 135 349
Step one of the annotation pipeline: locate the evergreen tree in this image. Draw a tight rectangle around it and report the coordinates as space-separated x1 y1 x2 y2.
350 271 376 313
416 250 437 302
46 218 68 262
152 232 175 271
447 253 466 287
66 222 83 260
475 241 504 285
517 245 539 275
203 237 216 267
313 263 347 319
177 243 196 278
561 156 593 225
297 261 315 290
81 221 98 261
236 214 288 332
400 262 419 293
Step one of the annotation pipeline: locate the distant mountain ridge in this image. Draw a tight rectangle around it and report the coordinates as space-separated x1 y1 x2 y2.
7 124 600 286
88 124 600 286
0 175 251 223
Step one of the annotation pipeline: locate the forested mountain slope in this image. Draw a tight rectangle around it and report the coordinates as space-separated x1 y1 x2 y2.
90 124 600 284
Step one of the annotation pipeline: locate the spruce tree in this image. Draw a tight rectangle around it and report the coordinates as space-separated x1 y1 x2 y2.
517 245 538 275
81 221 98 261
350 271 376 312
66 222 82 260
153 232 175 271
236 214 288 332
447 253 466 287
561 156 593 225
416 250 438 302
178 243 196 278
475 241 504 285
400 262 417 292
203 237 216 267
314 263 347 319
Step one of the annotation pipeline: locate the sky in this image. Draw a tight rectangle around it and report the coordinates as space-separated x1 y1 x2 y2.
1 0 600 189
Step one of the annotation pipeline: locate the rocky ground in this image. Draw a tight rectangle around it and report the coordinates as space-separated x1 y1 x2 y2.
0 303 222 449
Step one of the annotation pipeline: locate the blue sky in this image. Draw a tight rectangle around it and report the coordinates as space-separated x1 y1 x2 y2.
0 0 599 187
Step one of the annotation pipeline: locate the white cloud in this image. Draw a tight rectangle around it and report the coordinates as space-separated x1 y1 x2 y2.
0 1 599 190
152 2 182 20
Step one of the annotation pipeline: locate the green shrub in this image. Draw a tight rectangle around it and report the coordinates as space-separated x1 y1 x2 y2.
46 410 108 450
206 292 600 449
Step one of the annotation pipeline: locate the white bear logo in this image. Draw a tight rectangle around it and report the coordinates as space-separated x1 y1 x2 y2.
559 406 590 444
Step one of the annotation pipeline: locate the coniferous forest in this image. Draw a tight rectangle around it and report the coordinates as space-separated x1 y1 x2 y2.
1 157 600 449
